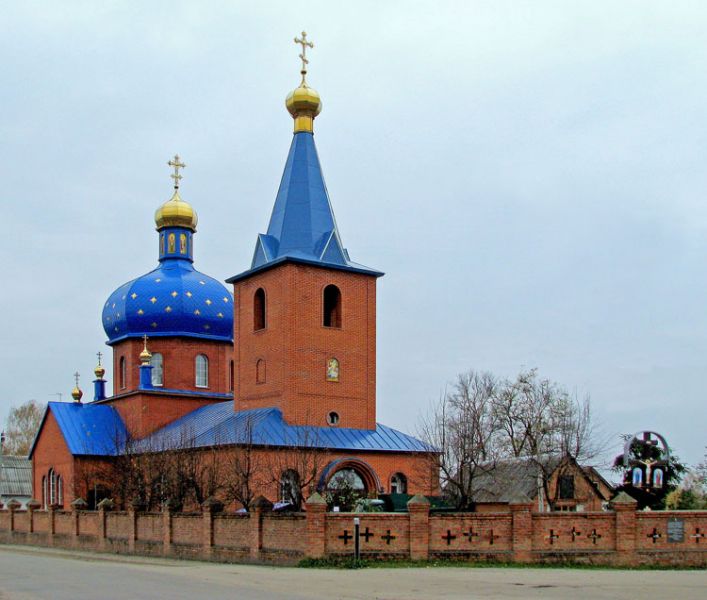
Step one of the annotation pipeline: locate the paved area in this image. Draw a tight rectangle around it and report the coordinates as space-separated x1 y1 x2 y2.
0 545 705 600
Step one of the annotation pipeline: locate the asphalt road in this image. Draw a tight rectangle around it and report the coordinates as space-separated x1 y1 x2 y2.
0 545 705 600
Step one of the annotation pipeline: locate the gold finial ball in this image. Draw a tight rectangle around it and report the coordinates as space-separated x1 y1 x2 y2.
286 85 322 117
154 191 198 231
71 386 83 402
94 363 106 380
286 85 322 133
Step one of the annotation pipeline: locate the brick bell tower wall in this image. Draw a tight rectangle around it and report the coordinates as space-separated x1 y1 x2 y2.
233 263 377 430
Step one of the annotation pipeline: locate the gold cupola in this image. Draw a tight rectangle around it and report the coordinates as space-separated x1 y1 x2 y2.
154 155 198 231
286 31 322 133
139 335 152 364
94 362 105 380
71 371 83 403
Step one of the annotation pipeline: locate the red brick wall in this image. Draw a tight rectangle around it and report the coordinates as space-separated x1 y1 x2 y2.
262 514 307 553
136 513 163 542
171 514 202 545
233 263 378 430
1 504 705 567
32 410 75 508
111 337 233 397
213 515 250 548
109 392 221 439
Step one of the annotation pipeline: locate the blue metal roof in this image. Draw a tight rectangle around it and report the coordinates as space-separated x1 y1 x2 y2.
103 220 233 346
138 403 431 453
228 132 382 283
30 402 128 457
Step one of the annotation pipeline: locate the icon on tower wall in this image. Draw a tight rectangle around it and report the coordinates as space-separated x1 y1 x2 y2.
326 358 339 382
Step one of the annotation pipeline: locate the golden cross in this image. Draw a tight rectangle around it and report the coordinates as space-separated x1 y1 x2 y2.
294 31 314 84
143 334 149 347
96 351 103 366
73 371 80 387
168 154 186 190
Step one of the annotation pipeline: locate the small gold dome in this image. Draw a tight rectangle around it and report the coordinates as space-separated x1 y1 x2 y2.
154 191 198 232
71 386 83 402
139 347 152 364
286 84 322 133
94 363 106 379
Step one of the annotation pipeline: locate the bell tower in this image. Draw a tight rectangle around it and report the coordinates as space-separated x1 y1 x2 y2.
227 33 383 430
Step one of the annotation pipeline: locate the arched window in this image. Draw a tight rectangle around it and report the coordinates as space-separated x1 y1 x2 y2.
390 473 408 494
195 354 209 388
229 360 235 392
48 468 56 506
119 356 126 389
256 359 266 384
323 284 341 328
57 475 63 507
253 288 266 331
280 469 301 506
42 476 47 509
150 352 164 386
327 411 340 426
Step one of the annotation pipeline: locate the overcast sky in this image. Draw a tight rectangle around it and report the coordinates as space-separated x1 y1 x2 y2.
1 1 705 472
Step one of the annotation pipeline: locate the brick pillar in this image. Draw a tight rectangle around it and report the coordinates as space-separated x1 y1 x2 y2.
249 496 273 561
98 505 107 550
7 499 20 533
162 499 177 557
201 497 223 560
407 494 431 561
127 500 142 554
47 505 55 547
70 498 87 547
612 491 638 565
509 495 534 564
305 492 328 559
27 499 40 534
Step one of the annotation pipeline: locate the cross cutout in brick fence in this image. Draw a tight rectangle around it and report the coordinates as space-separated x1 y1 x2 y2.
488 529 501 545
338 530 353 545
570 526 582 542
359 527 374 543
691 528 705 543
463 528 479 543
546 529 560 545
442 530 457 546
647 528 662 544
381 530 397 545
587 529 602 545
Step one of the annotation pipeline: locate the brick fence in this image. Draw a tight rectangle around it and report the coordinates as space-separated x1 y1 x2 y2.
0 495 705 567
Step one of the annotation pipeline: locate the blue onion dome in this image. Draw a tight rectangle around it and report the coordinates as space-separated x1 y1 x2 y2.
102 166 233 345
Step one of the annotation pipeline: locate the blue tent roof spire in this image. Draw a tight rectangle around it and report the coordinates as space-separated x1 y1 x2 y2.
228 81 382 283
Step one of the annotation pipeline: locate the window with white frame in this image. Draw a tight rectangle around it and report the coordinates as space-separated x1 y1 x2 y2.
195 354 209 388
150 352 164 386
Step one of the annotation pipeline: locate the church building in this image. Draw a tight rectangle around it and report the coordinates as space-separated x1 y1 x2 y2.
29 35 436 510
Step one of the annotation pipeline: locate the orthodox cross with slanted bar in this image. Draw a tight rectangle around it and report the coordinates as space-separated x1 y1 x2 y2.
294 31 314 84
168 154 186 190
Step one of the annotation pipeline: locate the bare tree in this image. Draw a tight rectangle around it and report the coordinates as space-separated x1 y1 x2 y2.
268 426 329 510
3 400 45 456
419 368 604 510
418 371 501 509
221 416 265 511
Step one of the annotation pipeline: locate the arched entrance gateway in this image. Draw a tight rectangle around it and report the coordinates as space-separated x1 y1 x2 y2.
318 458 382 511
